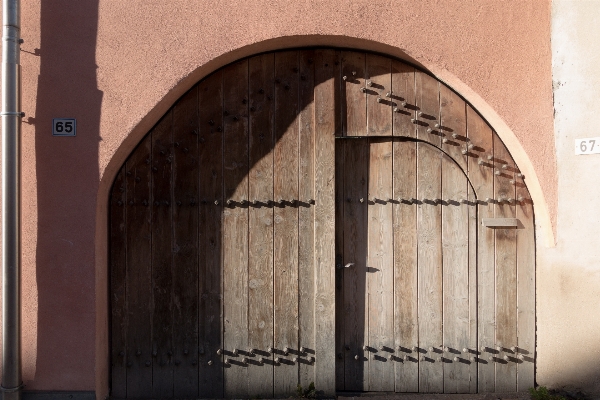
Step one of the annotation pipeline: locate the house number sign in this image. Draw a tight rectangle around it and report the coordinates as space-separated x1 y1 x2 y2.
52 118 76 137
575 137 600 155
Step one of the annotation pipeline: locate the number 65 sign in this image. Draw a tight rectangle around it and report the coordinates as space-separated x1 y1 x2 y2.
575 137 600 155
52 118 76 137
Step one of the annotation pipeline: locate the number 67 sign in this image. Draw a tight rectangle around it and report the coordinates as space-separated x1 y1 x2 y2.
575 137 600 155
52 118 76 137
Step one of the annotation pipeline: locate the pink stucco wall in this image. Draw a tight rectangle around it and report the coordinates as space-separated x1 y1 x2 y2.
15 0 554 395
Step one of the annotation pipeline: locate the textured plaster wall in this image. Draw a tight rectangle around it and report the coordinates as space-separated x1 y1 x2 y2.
12 0 556 395
540 0 600 394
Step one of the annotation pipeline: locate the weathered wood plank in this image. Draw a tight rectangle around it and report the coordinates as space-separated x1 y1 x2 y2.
341 51 366 136
298 49 316 390
342 139 369 391
494 136 517 393
273 50 300 398
366 55 392 136
172 87 200 398
466 106 495 393
151 112 174 398
110 168 127 399
467 184 478 394
335 139 345 390
415 71 440 147
392 139 418 392
367 139 394 391
417 142 443 393
439 85 467 171
391 61 416 138
516 185 535 391
313 48 338 396
222 59 250 398
441 153 470 393
197 70 224 398
248 52 275 399
125 134 153 398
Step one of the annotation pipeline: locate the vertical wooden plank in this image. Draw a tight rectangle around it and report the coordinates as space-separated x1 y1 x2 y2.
248 53 275 399
298 49 316 390
341 51 366 136
366 54 392 136
335 140 345 390
367 139 394 391
110 169 127 399
172 88 200 398
417 142 443 393
198 71 224 398
516 186 535 391
125 134 153 398
441 154 470 393
467 183 478 394
222 59 250 398
466 106 495 393
493 136 517 392
341 139 369 391
151 112 174 398
392 139 418 392
439 86 467 171
391 61 416 138
415 72 440 147
313 48 337 396
273 50 299 398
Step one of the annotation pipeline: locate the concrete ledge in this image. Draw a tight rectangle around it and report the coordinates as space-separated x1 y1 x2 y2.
23 392 95 400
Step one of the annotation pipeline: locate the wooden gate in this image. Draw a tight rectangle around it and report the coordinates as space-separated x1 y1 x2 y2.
109 49 535 398
336 137 477 393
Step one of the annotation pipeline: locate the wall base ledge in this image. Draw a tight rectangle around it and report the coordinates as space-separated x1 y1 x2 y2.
23 391 95 400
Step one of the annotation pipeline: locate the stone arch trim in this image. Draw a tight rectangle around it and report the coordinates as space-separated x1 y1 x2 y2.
96 46 539 398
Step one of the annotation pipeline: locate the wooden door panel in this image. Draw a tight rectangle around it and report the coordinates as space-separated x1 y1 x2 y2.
516 186 535 391
110 169 127 399
342 51 367 136
109 49 535 399
466 106 496 393
273 50 300 397
197 70 224 398
248 53 275 398
341 139 369 391
312 49 337 396
417 141 443 393
172 87 200 398
151 112 174 398
440 86 467 171
222 59 250 399
441 152 471 393
125 134 153 398
493 136 517 392
335 139 345 391
367 139 394 391
366 55 392 136
391 61 416 138
392 140 418 392
298 49 317 390
415 72 440 146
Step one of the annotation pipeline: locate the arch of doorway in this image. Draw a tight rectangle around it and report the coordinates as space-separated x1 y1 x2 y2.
93 39 550 400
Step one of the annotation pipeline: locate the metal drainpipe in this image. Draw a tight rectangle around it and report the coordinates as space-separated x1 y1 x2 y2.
1 0 22 397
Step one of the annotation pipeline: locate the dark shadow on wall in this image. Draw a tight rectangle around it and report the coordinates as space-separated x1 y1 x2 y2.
31 0 102 390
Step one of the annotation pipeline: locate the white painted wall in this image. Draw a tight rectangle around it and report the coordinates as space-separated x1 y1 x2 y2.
538 0 600 393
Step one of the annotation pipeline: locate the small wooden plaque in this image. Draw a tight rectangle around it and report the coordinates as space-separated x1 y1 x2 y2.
482 218 519 228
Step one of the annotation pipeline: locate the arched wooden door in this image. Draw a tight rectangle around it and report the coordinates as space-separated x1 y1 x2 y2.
109 49 535 399
336 137 477 393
